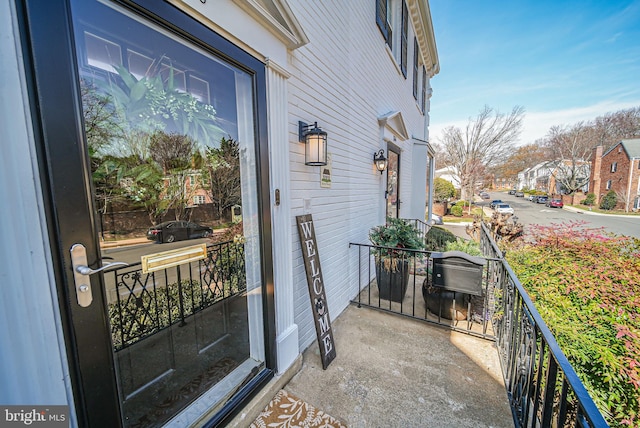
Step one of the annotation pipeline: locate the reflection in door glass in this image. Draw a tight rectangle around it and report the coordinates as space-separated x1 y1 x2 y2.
71 0 264 425
386 150 400 219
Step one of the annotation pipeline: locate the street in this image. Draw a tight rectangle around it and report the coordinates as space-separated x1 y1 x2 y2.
481 192 640 239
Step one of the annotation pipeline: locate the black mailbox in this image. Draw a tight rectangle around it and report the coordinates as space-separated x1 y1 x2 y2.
431 251 485 296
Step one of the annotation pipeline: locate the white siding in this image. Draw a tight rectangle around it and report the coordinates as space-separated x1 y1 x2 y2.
286 0 432 351
0 0 75 415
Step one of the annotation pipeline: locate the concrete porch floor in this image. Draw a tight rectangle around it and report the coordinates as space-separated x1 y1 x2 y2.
229 304 514 428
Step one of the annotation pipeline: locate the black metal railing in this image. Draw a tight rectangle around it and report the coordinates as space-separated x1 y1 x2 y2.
350 220 608 427
401 217 431 246
348 242 498 339
103 240 246 351
480 222 608 428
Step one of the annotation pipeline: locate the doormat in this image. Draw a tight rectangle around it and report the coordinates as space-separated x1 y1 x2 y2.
250 389 347 428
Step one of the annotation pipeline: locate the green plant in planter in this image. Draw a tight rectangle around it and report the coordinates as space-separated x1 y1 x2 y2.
369 218 425 302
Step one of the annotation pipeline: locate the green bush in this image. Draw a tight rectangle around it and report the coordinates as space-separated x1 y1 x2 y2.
582 193 596 206
450 205 463 217
444 238 482 256
455 200 470 207
434 177 456 202
505 221 640 427
424 226 457 251
600 190 618 210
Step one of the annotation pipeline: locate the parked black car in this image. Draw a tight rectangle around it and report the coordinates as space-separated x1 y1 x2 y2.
146 221 213 243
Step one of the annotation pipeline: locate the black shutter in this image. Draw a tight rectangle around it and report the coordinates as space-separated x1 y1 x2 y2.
412 37 419 99
376 0 392 48
400 1 408 77
421 65 427 113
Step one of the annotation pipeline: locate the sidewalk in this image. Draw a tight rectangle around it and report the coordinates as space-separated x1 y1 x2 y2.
100 237 149 249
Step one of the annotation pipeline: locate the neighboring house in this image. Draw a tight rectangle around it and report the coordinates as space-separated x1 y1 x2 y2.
517 160 589 196
1 1 439 427
591 139 640 211
435 166 461 189
518 162 551 191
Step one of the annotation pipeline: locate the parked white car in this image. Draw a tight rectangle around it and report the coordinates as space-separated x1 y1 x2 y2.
494 203 514 215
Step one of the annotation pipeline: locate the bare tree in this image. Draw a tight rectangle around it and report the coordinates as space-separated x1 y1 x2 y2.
438 105 524 201
149 131 198 221
543 123 592 194
491 142 550 186
591 107 640 150
204 137 241 221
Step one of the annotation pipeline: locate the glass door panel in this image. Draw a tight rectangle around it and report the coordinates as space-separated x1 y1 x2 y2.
386 149 400 219
69 1 265 425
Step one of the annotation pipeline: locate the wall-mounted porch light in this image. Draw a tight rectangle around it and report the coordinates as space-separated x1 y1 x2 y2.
373 149 388 174
299 121 328 166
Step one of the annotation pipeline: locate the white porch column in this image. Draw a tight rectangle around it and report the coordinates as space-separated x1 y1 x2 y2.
410 138 429 221
266 59 299 374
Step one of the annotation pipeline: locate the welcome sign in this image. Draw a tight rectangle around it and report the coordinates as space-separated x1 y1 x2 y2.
296 214 336 369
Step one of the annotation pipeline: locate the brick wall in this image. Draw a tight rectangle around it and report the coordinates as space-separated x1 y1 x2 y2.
598 144 634 210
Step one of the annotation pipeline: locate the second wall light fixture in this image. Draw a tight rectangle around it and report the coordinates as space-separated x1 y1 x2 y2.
299 121 328 166
373 149 388 174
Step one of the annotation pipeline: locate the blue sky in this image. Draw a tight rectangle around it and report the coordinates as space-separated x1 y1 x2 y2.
428 0 640 145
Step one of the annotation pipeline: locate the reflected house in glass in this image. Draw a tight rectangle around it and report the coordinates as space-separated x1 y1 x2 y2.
1 0 439 426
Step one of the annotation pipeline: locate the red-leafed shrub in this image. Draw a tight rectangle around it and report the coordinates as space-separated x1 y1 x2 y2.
505 221 640 427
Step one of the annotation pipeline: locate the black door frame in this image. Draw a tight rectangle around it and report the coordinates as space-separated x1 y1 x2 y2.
18 0 276 425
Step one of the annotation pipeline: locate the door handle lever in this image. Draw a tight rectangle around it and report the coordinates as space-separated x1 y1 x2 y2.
76 261 129 275
70 244 129 307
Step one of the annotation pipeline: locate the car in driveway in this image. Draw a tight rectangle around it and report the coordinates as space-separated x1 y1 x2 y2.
489 199 503 209
546 198 564 208
535 195 549 204
479 192 490 199
147 221 213 243
494 203 514 215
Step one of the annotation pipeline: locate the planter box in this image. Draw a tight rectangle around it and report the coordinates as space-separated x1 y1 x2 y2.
376 259 410 303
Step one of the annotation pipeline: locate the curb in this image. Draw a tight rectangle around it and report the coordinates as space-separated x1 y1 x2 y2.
563 205 639 218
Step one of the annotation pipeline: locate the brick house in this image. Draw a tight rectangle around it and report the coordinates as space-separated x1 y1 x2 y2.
590 139 640 211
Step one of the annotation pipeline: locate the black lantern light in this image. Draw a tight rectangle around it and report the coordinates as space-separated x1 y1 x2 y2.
373 149 388 174
299 121 328 166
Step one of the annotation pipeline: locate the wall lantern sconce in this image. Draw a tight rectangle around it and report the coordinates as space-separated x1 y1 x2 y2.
299 121 328 166
373 149 388 174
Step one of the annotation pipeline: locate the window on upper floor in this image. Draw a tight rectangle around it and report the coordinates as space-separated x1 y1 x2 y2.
611 162 617 172
377 0 409 78
376 0 393 49
606 180 612 190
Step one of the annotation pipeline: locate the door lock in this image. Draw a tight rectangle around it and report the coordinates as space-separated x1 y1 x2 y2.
70 244 128 307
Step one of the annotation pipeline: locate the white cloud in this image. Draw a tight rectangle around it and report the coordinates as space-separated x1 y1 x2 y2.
429 100 640 147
